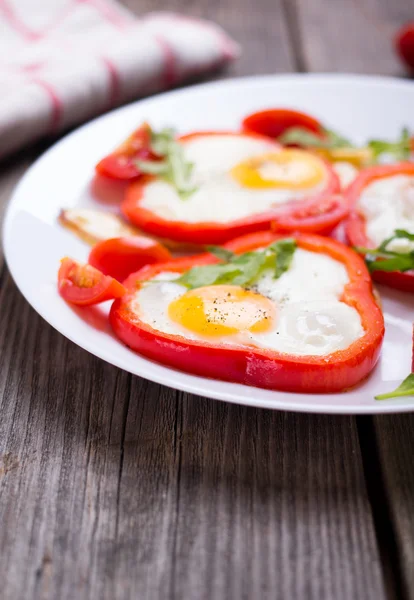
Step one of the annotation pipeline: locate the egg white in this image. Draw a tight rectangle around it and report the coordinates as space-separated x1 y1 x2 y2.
357 175 414 250
139 135 329 224
332 161 359 188
131 248 364 357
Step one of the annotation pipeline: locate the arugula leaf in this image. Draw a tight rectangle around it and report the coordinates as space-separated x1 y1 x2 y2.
136 127 197 199
355 229 414 273
135 160 169 175
279 125 413 164
150 127 176 155
375 373 414 400
176 263 243 289
278 126 353 149
368 127 411 162
270 239 297 278
175 239 297 290
323 128 354 148
378 228 414 252
206 246 235 261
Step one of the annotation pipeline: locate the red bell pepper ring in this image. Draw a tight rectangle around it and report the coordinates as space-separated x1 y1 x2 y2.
242 108 324 140
95 123 158 181
110 231 384 394
121 131 340 245
58 258 126 306
271 194 349 235
88 236 172 283
344 163 414 293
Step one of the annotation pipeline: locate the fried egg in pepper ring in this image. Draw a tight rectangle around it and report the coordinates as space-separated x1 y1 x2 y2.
110 231 384 393
121 131 341 245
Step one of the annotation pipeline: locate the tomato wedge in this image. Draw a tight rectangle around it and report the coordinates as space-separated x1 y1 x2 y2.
242 108 324 139
344 163 414 293
88 236 172 282
111 231 384 394
271 194 349 235
58 258 126 306
95 123 157 181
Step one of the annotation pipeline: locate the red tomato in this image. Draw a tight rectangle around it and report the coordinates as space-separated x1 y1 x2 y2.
95 123 157 181
242 108 324 139
88 236 172 282
58 258 126 306
271 194 349 235
395 22 414 72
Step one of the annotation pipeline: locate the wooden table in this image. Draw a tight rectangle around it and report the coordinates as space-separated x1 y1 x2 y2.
1 1 414 598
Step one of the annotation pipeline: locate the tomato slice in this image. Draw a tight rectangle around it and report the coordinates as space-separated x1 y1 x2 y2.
95 124 157 181
271 194 349 235
88 236 172 282
242 108 324 140
58 258 126 306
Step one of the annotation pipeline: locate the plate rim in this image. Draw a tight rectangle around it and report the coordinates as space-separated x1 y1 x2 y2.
3 72 414 415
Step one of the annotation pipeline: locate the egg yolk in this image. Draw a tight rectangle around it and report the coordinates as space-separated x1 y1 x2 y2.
168 285 276 337
231 149 325 189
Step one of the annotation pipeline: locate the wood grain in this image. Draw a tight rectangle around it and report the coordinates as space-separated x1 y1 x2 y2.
121 0 295 76
295 0 413 75
374 416 414 598
0 0 408 598
296 0 414 597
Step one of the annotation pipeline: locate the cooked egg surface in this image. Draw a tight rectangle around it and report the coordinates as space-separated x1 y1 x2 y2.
139 135 329 224
132 248 364 356
357 175 414 248
60 208 138 244
333 161 359 188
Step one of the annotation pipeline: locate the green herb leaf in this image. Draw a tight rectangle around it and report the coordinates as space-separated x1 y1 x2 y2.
175 239 297 290
136 160 169 175
136 127 198 200
355 229 414 273
206 246 235 261
375 373 414 400
278 126 353 149
150 127 176 155
323 128 354 148
269 239 297 278
393 229 414 241
368 127 412 162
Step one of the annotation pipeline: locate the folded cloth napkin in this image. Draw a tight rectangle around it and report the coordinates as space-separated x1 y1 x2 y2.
0 0 239 158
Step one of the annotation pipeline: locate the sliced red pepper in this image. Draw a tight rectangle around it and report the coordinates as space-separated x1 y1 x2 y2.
345 163 414 293
58 258 126 306
242 108 324 140
95 123 157 181
88 236 172 283
110 231 384 394
121 131 340 245
271 194 349 235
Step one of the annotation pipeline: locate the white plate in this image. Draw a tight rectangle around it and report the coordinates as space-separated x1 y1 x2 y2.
3 74 414 414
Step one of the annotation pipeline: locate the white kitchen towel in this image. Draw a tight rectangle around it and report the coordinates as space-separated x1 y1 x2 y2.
0 0 239 158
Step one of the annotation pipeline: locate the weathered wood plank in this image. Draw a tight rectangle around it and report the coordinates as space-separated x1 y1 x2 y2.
121 0 294 76
297 0 414 597
295 0 413 75
0 0 391 598
374 416 414 598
